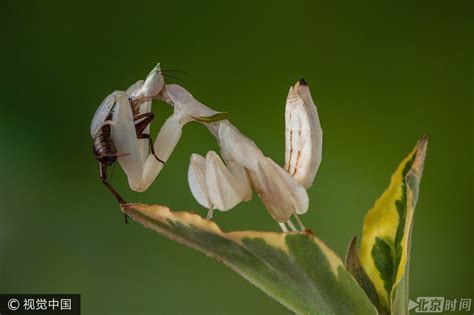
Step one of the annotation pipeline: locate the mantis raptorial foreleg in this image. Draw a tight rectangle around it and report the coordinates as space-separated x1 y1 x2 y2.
109 91 171 193
131 84 231 192
135 114 184 192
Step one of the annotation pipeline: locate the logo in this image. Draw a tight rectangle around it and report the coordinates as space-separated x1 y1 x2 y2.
7 299 20 311
409 297 472 313
0 294 80 314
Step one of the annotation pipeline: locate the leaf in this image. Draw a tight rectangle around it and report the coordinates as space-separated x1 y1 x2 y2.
345 236 387 315
192 112 230 123
358 136 428 312
121 203 377 314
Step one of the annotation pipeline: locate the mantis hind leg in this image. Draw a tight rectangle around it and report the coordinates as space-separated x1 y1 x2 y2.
134 112 165 164
99 162 129 224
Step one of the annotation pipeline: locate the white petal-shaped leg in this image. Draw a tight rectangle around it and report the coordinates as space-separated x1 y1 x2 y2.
227 161 252 201
188 153 211 209
251 157 309 222
187 151 251 218
205 151 245 212
135 114 184 192
217 122 264 172
110 92 144 190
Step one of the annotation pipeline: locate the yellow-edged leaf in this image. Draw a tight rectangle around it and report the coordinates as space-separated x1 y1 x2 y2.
358 136 428 311
121 203 377 314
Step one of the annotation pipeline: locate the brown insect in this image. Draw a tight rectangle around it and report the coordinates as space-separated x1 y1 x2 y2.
91 92 163 223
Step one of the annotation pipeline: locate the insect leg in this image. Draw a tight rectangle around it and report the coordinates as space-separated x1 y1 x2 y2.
134 112 165 164
137 114 184 192
134 112 155 133
99 162 129 223
138 133 165 164
99 162 125 203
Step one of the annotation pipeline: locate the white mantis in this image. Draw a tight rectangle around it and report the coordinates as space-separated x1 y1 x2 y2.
91 64 167 206
91 64 322 231
91 64 228 203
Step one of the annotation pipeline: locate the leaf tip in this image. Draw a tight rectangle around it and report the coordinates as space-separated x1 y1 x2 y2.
345 235 358 267
417 135 428 152
412 135 428 176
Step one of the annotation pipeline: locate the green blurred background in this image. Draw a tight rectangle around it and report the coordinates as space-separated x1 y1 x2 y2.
2 1 472 314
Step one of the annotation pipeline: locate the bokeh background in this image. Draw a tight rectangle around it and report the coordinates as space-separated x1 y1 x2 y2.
2 1 472 314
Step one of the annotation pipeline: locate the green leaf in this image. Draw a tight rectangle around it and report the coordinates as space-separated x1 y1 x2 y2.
345 236 388 315
121 203 377 314
358 136 428 312
192 112 230 123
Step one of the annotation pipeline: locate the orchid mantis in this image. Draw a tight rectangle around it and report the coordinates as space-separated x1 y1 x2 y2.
90 64 228 201
91 64 167 207
91 63 322 231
